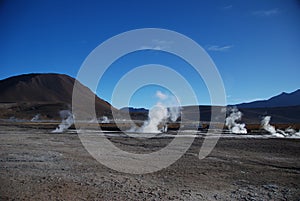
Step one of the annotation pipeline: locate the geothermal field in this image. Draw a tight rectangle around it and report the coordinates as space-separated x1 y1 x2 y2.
1 107 300 200
0 74 299 200
2 0 300 199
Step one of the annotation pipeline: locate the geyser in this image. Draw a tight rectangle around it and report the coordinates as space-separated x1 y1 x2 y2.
261 116 300 138
100 116 110 123
140 103 169 133
261 116 277 134
31 114 40 122
52 110 74 133
225 107 247 134
130 91 180 133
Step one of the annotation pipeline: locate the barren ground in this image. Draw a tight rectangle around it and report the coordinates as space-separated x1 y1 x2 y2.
1 125 300 200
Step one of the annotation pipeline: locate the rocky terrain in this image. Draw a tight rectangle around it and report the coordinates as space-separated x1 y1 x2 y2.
1 125 300 200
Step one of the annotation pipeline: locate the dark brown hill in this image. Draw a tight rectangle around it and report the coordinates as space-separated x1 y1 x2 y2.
0 73 74 103
0 73 116 120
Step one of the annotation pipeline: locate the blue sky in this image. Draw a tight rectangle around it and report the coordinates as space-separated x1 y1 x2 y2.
0 0 299 109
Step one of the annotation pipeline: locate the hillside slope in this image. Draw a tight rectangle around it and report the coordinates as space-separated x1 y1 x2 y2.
0 73 116 120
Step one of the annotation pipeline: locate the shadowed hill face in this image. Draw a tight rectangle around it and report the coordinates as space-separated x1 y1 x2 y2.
0 73 75 103
0 73 117 119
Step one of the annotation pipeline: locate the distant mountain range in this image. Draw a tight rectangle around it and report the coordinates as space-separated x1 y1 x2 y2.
119 107 150 121
120 90 300 123
0 73 299 123
120 107 149 113
236 89 300 108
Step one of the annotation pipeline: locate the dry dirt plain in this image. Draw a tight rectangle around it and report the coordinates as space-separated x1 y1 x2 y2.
1 125 300 200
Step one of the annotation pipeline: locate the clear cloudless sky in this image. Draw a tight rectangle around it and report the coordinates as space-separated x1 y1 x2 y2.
0 0 299 109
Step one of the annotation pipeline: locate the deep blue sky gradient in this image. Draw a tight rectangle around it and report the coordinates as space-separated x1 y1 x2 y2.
0 0 299 108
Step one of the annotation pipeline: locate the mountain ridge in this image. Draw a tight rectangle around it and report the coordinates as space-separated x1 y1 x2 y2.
0 73 116 119
236 89 300 108
0 73 299 123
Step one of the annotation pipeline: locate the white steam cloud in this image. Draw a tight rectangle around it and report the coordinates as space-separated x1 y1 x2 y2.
100 116 110 123
225 107 247 134
261 116 300 138
261 116 276 134
52 110 74 133
89 116 110 123
130 91 181 133
140 103 169 133
31 114 40 122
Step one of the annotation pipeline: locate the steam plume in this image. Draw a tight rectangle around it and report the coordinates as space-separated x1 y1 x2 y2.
52 110 74 133
261 116 276 134
140 103 169 133
130 91 181 133
100 116 110 123
260 116 300 138
31 114 40 122
225 107 247 134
